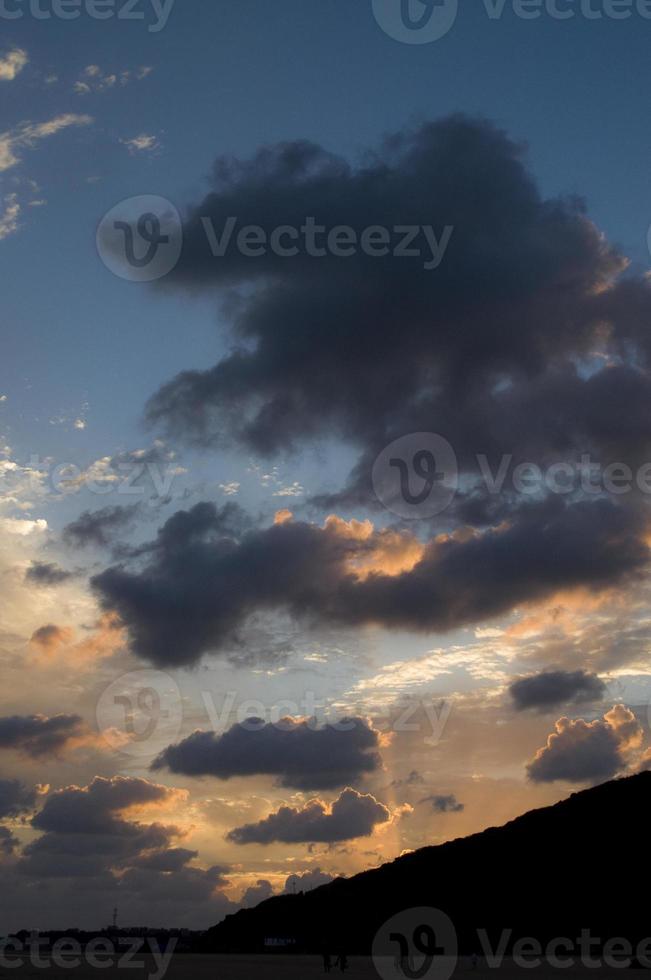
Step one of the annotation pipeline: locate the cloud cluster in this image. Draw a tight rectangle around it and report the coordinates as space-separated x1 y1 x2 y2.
527 705 643 783
73 64 152 95
226 788 391 845
145 117 651 518
152 715 382 790
92 500 649 667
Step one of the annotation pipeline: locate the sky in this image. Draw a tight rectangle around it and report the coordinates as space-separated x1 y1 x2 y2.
3 0 651 932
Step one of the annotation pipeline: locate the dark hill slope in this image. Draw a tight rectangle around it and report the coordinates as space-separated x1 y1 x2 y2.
205 772 651 953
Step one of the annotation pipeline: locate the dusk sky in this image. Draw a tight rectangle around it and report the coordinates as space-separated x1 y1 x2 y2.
3 0 651 932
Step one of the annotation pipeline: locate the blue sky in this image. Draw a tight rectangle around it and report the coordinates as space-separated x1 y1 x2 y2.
4 0 651 469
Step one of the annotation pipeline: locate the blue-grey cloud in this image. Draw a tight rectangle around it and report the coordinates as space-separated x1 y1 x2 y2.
152 715 383 790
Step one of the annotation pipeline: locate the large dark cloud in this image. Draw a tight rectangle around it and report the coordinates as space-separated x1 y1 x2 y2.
31 775 178 835
527 705 642 784
0 777 238 929
151 716 382 790
510 670 606 712
92 497 649 667
145 116 651 509
22 776 185 879
226 788 391 845
0 714 84 758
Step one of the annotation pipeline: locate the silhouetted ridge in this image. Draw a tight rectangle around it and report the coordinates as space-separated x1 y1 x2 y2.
204 772 651 953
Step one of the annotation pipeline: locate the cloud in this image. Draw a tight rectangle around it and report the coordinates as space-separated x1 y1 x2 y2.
0 826 19 854
132 846 198 871
0 193 20 240
20 776 188 879
527 705 643 784
63 504 141 549
74 64 152 94
120 133 161 155
29 624 74 652
142 116 651 523
0 714 85 757
31 776 183 835
419 794 464 813
390 770 425 789
283 867 334 893
226 788 391 844
0 779 36 819
92 498 649 668
25 561 75 586
241 879 274 906
510 670 606 712
0 49 27 81
0 114 92 174
151 716 383 790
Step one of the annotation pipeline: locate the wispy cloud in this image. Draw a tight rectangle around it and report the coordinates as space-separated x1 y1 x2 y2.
0 49 28 82
120 133 161 155
0 194 20 241
0 113 93 174
74 64 153 95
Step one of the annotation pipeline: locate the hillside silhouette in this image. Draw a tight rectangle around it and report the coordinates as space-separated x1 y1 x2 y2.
205 772 651 954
